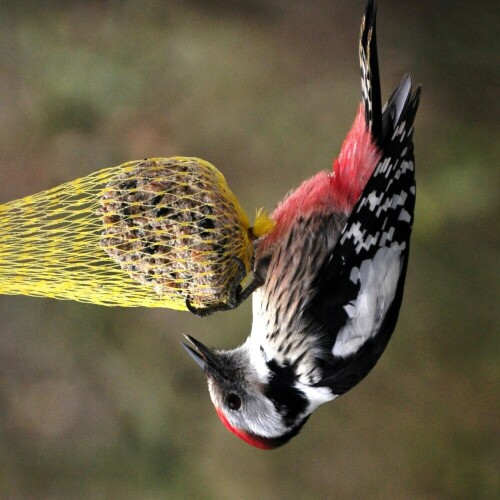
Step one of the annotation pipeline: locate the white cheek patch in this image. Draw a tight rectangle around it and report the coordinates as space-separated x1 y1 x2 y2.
332 244 404 358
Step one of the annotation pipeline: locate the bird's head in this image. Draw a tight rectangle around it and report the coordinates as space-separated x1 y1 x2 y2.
181 334 310 449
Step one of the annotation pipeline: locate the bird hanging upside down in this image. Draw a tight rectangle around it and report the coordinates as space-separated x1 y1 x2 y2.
182 0 421 449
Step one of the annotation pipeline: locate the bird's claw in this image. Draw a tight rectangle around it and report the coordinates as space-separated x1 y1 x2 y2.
185 256 263 317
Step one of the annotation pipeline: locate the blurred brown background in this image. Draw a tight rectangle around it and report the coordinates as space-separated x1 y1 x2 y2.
0 0 498 498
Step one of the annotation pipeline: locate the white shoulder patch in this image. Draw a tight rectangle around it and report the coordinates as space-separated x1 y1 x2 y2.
332 243 404 358
296 383 336 413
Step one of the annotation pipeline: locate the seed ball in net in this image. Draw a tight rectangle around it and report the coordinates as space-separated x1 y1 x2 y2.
99 158 251 306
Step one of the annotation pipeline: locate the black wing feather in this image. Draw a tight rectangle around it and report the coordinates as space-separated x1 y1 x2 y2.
310 83 420 395
305 2 421 395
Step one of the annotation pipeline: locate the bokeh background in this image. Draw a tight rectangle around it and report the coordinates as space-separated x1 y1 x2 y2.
0 0 498 498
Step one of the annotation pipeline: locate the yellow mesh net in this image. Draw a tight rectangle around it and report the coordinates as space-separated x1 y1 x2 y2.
0 157 273 310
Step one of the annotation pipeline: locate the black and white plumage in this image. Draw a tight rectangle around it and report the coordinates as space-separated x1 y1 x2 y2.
182 0 421 449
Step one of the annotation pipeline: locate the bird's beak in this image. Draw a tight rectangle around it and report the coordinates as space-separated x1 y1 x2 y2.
181 334 225 378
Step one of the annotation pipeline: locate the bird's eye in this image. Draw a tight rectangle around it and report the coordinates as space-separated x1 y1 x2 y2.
226 393 241 411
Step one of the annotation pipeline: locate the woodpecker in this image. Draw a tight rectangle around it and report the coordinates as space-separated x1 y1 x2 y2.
182 0 421 449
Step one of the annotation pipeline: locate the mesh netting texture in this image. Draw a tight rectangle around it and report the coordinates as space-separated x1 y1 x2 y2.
0 157 260 310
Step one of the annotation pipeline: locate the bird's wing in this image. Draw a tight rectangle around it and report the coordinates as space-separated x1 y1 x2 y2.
307 80 420 395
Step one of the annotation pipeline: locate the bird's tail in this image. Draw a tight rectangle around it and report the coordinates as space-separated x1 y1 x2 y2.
361 0 421 153
331 0 421 214
329 0 384 214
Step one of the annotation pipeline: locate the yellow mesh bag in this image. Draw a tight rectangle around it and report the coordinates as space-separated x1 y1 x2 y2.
0 157 274 310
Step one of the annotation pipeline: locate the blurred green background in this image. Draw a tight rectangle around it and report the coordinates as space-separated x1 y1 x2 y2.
0 0 498 498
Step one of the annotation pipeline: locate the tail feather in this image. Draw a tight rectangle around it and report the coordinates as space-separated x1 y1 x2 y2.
382 77 421 158
360 0 382 145
381 74 415 147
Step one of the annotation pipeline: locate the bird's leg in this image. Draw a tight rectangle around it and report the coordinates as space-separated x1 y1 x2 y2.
185 256 263 317
225 256 264 308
